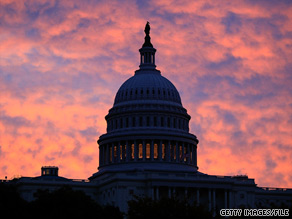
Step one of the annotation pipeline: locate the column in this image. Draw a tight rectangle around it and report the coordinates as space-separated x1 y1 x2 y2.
173 187 176 198
151 187 154 200
143 140 146 161
182 143 185 163
111 143 115 163
182 142 186 163
156 187 159 200
158 140 162 161
117 141 121 163
225 190 228 209
192 145 195 165
103 145 106 165
150 140 154 161
213 190 216 212
166 140 170 162
196 189 200 206
106 144 110 164
122 142 125 161
99 145 102 166
208 189 211 211
134 140 138 161
103 145 105 165
194 145 198 167
102 144 105 165
126 141 130 162
187 143 190 164
176 141 179 163
229 190 232 208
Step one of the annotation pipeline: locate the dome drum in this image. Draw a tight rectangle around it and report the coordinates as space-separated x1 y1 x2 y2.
105 111 191 133
98 138 198 172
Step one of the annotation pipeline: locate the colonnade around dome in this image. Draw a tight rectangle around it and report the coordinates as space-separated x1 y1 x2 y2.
99 139 197 169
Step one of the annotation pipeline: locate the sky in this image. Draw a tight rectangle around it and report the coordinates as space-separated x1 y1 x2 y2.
0 0 292 188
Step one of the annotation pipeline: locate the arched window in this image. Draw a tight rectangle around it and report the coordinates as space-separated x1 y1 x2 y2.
184 146 187 162
120 144 123 160
189 145 192 163
139 143 143 159
179 145 183 162
162 143 165 160
173 144 176 161
132 117 136 127
114 145 117 160
141 54 144 64
131 143 134 160
109 145 112 163
170 143 174 161
146 143 150 159
154 143 158 159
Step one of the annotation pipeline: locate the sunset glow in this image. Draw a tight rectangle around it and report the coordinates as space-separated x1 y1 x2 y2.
0 0 292 188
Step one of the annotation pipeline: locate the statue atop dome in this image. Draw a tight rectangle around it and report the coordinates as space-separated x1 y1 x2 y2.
144 21 150 36
142 21 153 47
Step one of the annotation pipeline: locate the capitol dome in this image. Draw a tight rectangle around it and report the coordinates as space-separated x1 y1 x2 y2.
114 71 182 106
95 22 199 174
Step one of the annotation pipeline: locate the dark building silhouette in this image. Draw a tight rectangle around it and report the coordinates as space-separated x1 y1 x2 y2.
1 23 292 214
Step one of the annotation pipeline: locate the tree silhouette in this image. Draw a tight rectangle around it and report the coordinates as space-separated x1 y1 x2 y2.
127 196 212 219
29 186 123 219
0 184 123 219
29 186 100 218
0 183 27 217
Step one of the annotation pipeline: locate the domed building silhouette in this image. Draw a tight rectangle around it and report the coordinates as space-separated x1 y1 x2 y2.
91 21 198 177
3 23 292 214
88 22 292 212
